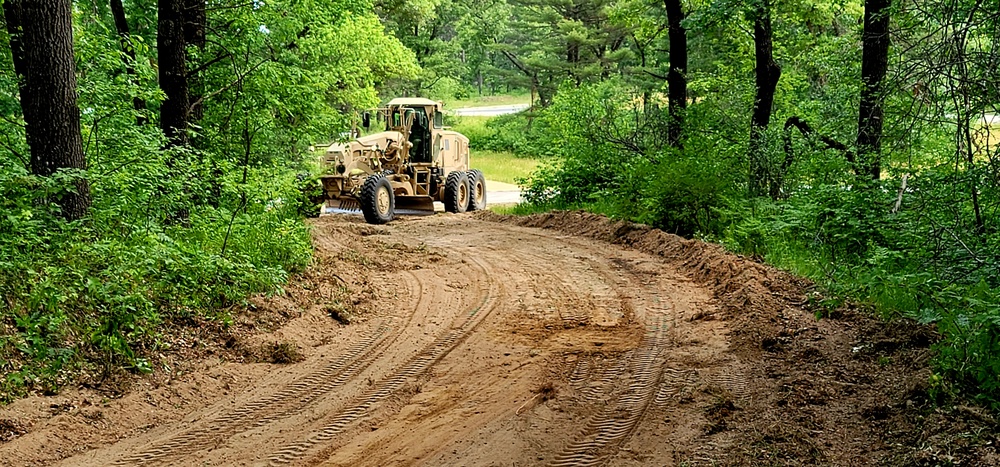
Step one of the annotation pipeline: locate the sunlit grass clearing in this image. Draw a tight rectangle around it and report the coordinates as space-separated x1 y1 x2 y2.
471 150 539 185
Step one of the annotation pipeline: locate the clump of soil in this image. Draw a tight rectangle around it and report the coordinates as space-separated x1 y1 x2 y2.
0 419 27 443
534 381 558 402
482 210 999 466
256 341 305 364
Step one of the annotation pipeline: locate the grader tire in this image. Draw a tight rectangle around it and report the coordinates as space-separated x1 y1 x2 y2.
467 169 486 211
444 171 469 214
360 174 395 224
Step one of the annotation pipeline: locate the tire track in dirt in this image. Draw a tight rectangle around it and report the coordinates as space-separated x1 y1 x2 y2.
266 254 502 466
548 316 669 467
312 228 650 467
344 222 693 467
503 247 642 414
401 224 716 467
569 353 633 402
5 214 947 467
497 247 630 328
536 232 721 467
110 271 432 466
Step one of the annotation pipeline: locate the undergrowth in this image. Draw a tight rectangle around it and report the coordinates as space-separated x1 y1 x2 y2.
0 165 312 402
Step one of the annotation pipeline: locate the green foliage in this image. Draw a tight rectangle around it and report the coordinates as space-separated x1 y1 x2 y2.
0 161 311 401
450 113 553 157
515 80 737 237
719 168 1000 409
633 156 733 237
512 71 1000 412
298 13 419 110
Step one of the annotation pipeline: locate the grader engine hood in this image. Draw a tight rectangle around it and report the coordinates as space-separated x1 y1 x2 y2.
324 131 407 176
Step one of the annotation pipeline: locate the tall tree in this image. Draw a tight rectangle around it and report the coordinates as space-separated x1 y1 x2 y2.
856 0 890 180
748 0 780 197
663 0 686 148
498 0 627 106
158 0 189 146
1 1 27 82
110 0 148 125
3 0 91 219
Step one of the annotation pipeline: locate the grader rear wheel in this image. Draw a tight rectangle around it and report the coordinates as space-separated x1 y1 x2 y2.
467 169 486 211
444 171 469 213
360 174 395 224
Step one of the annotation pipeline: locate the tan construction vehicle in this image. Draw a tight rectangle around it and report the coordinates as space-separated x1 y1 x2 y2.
319 98 486 224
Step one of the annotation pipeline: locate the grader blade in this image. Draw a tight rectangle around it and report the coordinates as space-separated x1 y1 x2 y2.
394 196 437 215
325 197 361 213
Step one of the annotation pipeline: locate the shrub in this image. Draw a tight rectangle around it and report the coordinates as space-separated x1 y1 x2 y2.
0 162 311 402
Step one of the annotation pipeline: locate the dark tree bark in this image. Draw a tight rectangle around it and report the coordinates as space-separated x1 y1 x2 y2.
664 0 687 149
6 0 91 219
158 0 189 146
110 0 148 125
1 1 27 81
857 0 891 180
748 0 781 197
184 0 206 122
183 0 205 48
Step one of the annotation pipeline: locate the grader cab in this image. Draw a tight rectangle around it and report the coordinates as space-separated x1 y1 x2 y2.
319 98 486 224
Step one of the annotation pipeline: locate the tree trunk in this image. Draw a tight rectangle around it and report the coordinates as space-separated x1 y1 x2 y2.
184 0 206 122
158 0 189 146
664 0 687 149
8 0 91 219
110 0 147 125
183 0 205 48
748 0 781 197
856 0 890 180
1 1 27 82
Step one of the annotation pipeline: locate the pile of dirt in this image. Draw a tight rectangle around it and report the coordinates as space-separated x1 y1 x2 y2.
482 210 999 466
239 219 445 350
0 419 27 443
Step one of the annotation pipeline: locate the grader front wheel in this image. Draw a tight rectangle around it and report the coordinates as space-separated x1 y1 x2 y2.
360 174 395 224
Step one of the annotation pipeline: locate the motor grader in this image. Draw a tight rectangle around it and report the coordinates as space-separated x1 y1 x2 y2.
319 98 486 224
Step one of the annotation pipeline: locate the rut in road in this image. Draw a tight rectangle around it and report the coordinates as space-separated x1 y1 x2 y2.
113 271 432 465
549 317 669 467
268 254 501 465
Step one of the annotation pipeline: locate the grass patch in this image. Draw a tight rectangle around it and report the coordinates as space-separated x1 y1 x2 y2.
489 201 577 216
471 150 539 185
442 92 531 109
448 112 542 184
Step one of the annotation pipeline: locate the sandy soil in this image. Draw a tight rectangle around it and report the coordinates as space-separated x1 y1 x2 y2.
0 211 997 466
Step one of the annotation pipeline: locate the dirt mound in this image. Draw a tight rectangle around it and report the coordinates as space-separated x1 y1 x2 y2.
482 210 999 466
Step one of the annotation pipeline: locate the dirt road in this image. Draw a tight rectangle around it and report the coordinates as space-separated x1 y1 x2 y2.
0 212 991 466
